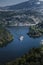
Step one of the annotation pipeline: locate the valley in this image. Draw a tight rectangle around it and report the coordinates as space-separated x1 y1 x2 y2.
0 0 43 65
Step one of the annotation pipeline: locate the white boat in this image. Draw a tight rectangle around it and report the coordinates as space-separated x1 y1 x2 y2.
19 36 24 41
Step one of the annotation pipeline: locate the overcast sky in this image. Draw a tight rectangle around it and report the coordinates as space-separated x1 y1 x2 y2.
0 0 43 7
0 0 28 7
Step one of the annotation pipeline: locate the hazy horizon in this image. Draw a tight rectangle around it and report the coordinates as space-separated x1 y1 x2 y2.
0 0 43 7
0 0 28 7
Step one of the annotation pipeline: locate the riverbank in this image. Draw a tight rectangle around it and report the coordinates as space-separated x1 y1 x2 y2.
7 23 37 27
0 27 13 47
27 24 43 38
6 45 43 65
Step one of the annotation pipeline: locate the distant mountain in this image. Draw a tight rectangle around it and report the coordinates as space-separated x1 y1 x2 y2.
0 0 43 11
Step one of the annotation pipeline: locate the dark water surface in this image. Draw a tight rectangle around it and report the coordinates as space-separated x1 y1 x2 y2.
0 26 43 63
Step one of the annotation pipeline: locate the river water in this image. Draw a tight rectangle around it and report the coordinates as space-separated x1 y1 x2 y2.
0 26 43 63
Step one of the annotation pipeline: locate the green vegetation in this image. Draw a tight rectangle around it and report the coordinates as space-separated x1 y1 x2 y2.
27 23 43 38
6 45 43 65
0 26 13 47
0 10 42 26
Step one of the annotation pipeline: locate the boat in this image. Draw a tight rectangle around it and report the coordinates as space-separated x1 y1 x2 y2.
19 36 24 41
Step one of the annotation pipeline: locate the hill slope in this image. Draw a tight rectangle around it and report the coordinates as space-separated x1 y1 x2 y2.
0 0 43 11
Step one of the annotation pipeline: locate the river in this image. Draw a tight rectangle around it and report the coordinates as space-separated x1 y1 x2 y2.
0 26 43 63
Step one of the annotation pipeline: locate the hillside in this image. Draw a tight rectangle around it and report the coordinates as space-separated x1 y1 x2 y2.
0 0 43 11
0 10 43 26
0 0 43 26
0 26 13 47
6 46 43 65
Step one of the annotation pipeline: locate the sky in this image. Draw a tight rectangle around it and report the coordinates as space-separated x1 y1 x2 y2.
0 0 43 7
0 0 28 7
